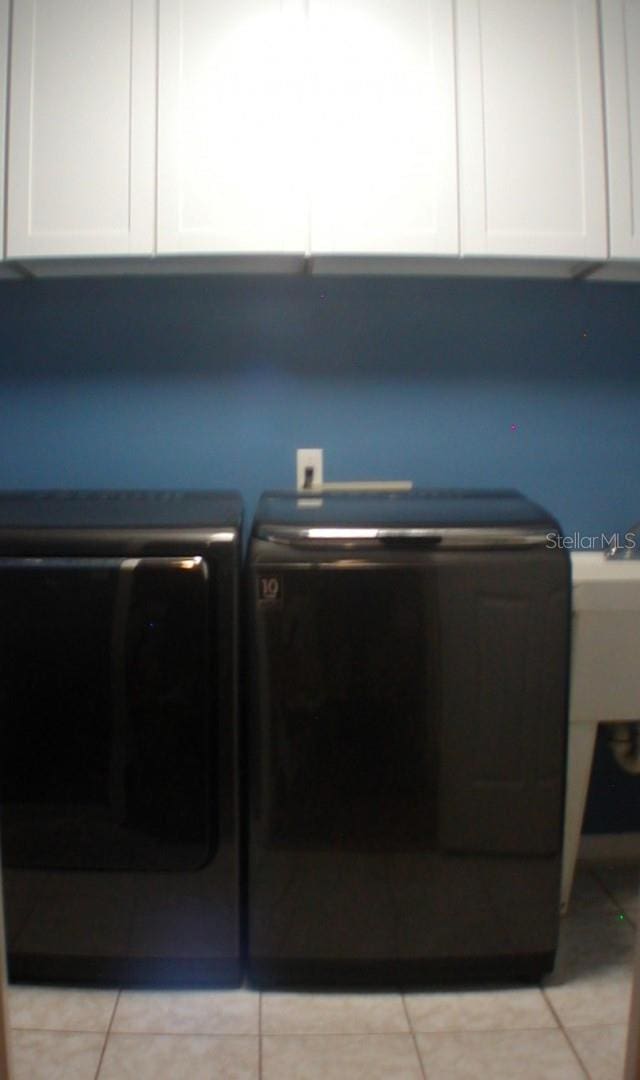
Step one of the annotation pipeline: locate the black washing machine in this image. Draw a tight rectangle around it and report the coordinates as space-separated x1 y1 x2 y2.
246 489 570 987
0 490 243 986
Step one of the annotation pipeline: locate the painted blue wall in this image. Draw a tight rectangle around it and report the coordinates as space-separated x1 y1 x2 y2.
0 272 639 830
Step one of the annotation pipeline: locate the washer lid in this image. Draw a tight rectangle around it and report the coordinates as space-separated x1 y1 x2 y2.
0 490 243 531
252 489 562 548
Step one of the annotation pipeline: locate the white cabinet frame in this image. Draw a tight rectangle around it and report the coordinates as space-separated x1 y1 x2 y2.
601 0 640 258
0 0 10 264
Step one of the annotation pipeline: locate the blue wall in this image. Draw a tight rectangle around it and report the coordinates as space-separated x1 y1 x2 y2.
1 272 639 830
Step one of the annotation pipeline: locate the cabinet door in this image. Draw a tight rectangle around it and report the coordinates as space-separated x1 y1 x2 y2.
309 0 458 257
601 0 640 258
7 0 156 258
457 0 607 259
157 0 307 255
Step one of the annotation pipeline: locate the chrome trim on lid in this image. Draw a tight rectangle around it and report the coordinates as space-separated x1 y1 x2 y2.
256 525 556 549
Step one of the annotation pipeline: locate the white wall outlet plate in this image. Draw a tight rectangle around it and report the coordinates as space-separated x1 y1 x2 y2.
296 448 323 490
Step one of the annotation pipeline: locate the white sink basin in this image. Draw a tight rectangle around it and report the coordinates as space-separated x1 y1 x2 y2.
562 551 640 914
571 551 640 612
561 552 634 915
570 552 640 718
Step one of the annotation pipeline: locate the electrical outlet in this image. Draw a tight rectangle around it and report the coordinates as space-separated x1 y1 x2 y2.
296 448 323 490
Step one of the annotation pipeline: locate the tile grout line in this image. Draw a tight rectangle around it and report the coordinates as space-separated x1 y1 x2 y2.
540 987 592 1079
83 1028 264 1039
245 1024 569 1036
93 987 121 1080
401 991 427 1080
589 867 638 927
545 869 638 1079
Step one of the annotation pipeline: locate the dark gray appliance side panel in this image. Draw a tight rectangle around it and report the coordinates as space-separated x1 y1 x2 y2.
435 549 570 856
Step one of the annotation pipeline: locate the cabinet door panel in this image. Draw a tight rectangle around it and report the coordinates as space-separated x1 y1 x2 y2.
157 0 307 255
457 0 607 259
601 0 640 258
309 0 458 256
7 0 155 258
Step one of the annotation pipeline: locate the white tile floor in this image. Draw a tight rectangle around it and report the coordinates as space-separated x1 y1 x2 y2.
6 861 638 1080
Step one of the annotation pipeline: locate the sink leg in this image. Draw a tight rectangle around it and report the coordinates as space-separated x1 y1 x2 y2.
624 910 640 1080
561 720 598 915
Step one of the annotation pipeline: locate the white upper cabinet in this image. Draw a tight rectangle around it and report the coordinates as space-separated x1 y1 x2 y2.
308 0 458 258
157 0 307 255
4 0 636 272
7 0 156 259
600 0 640 258
456 0 608 260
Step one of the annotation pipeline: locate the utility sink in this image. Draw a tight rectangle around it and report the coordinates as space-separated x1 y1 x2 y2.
570 552 640 718
561 551 640 913
572 549 640 608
